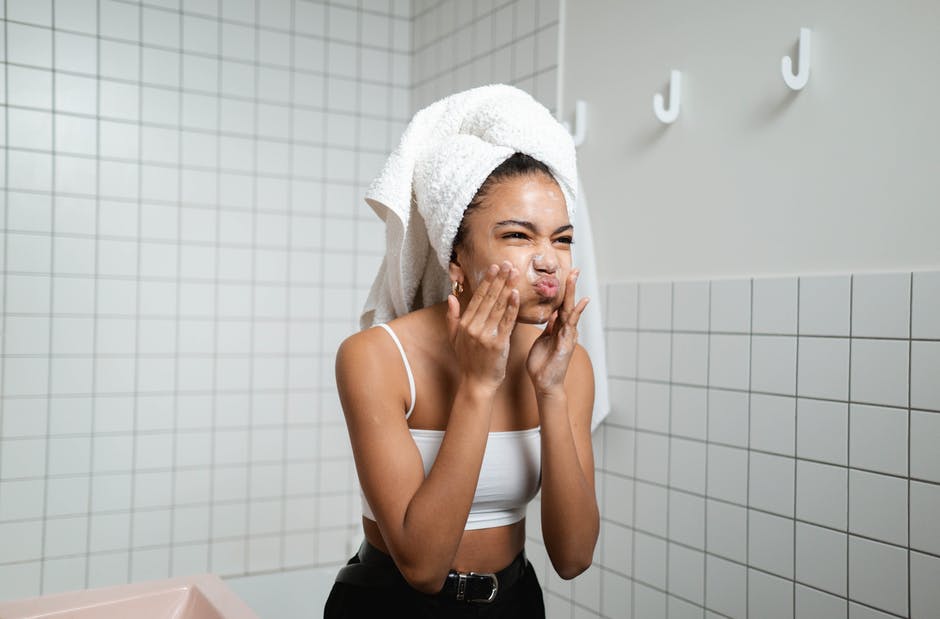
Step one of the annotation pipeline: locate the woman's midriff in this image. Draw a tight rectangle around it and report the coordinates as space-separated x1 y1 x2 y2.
362 516 527 574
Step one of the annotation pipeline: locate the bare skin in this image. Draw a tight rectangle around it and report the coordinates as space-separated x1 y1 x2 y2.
335 172 599 594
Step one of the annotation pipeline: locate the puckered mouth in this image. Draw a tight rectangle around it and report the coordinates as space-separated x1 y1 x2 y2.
533 276 560 298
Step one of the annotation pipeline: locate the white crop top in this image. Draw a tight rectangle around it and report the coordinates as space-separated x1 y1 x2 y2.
360 323 542 531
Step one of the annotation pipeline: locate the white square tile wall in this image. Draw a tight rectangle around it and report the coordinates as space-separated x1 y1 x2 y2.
412 0 560 114
2 0 563 605
10 2 934 616
591 270 940 618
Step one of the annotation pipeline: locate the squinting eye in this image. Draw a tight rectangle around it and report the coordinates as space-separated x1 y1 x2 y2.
503 232 528 240
555 236 574 244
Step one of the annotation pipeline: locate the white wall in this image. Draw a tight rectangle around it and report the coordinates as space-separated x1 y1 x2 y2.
561 0 940 282
411 0 560 113
0 0 575 614
589 272 940 619
554 1 940 618
0 0 410 599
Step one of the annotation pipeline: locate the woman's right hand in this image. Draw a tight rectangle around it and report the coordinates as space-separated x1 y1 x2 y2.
446 261 520 390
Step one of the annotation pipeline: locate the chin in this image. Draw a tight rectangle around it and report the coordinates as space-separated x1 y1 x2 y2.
516 299 562 325
515 314 549 326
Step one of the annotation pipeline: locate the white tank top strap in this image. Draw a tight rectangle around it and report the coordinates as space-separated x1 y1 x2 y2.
374 323 416 419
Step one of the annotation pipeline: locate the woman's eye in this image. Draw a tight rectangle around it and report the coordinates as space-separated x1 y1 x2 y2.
503 232 528 240
555 236 574 244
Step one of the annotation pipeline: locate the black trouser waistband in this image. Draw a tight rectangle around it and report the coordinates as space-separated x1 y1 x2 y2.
336 539 528 604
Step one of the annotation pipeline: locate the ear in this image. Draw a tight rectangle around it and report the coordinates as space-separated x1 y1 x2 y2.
448 260 465 287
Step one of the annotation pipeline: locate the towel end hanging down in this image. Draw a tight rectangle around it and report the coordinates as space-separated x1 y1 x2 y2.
561 100 588 147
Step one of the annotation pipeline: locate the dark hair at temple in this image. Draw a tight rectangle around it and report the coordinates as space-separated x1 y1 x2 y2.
449 152 557 263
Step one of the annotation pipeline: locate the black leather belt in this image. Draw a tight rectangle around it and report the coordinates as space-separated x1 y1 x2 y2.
338 539 527 604
439 549 526 603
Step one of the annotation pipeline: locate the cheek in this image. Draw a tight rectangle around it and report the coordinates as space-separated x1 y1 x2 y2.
474 244 530 275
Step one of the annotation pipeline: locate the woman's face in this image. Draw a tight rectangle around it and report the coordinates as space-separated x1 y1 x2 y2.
451 172 573 325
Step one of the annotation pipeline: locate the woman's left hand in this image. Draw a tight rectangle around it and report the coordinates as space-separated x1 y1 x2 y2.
525 269 589 397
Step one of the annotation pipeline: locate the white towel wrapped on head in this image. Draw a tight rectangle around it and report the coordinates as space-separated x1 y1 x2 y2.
359 84 579 330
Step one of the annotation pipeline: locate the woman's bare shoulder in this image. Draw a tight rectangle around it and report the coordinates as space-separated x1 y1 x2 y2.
334 326 411 424
338 305 445 363
336 323 385 357
334 324 403 388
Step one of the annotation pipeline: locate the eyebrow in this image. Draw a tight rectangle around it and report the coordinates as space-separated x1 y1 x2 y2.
494 219 574 235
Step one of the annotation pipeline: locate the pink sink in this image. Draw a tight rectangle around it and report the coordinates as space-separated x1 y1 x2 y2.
0 574 260 619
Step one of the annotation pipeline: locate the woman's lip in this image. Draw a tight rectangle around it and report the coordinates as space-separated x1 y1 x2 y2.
534 277 559 297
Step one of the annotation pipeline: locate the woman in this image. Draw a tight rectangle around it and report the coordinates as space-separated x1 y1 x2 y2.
325 151 598 617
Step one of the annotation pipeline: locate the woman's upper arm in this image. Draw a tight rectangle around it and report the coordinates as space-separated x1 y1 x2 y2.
334 332 426 543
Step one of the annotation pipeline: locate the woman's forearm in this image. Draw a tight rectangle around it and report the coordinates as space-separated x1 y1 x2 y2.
389 267 522 592
393 379 495 592
537 391 599 579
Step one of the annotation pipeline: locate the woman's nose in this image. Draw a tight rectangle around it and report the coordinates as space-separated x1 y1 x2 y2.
533 249 558 273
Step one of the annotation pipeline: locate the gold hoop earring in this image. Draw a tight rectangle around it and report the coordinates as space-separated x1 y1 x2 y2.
451 280 464 296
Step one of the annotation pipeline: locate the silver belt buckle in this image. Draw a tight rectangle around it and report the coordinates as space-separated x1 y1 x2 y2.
468 572 498 603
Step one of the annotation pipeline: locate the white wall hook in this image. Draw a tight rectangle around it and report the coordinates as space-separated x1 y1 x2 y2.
561 100 588 147
653 70 681 124
781 27 812 90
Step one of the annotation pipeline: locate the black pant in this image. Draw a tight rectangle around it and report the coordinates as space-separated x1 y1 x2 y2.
323 545 546 618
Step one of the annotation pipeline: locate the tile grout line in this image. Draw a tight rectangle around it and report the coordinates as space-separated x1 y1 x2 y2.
792 278 801 616
313 0 331 567
206 0 224 576
598 280 609 617
846 274 853 613
278 0 298 573
0 0 8 550
664 282 674 617
0 232 387 259
611 558 911 619
70 0 402 43
593 513 940 575
0 103 409 152
745 279 753 617
702 281 712 618
126 0 146 583
168 0 186 576
509 0 516 96
167 1 184 579
243 0 262 576
81 0 103 589
584 324 938 343
38 1 56 592
575 376 940 417
630 283 640 619
907 272 913 617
